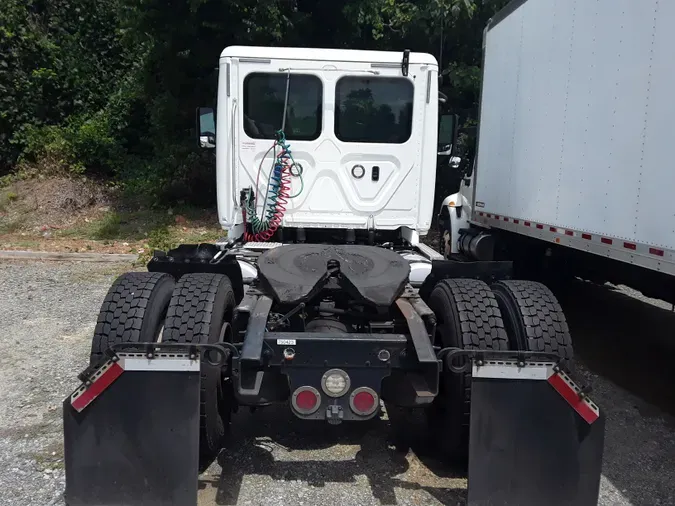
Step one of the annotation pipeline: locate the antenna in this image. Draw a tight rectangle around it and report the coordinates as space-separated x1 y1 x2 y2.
439 15 444 73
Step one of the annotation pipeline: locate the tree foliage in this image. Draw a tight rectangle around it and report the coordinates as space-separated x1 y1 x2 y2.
0 0 510 202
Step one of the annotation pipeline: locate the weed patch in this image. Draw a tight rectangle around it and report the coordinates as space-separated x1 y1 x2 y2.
92 212 122 239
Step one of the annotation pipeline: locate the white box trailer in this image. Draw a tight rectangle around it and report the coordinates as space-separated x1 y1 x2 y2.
443 0 675 303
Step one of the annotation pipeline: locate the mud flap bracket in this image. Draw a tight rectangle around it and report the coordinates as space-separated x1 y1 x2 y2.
463 354 605 506
63 351 202 506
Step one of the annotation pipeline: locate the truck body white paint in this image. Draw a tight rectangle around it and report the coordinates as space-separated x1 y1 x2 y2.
472 0 675 274
215 46 439 241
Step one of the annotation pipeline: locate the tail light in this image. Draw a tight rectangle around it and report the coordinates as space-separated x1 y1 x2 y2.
321 369 351 397
349 387 379 416
291 386 321 415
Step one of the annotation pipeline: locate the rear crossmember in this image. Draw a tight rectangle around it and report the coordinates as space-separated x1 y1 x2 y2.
73 342 600 428
230 290 441 419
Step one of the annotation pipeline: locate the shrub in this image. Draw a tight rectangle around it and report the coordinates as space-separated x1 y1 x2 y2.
93 212 122 240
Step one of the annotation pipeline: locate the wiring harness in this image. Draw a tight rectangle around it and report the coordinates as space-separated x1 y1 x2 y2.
242 131 304 241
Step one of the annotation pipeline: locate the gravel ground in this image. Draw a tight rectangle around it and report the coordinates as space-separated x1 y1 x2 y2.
0 260 673 506
0 260 129 506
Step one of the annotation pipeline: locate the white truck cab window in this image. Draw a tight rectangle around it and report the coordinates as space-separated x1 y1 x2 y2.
335 76 413 144
243 73 322 141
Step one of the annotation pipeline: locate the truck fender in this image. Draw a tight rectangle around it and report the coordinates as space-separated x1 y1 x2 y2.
437 192 471 257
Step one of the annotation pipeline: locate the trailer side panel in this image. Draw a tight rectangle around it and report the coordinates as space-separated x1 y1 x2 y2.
475 0 675 261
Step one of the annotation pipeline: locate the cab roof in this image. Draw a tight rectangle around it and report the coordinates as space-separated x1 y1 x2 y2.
220 46 438 67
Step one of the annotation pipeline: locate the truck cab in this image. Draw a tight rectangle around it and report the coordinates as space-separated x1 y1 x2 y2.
197 46 440 245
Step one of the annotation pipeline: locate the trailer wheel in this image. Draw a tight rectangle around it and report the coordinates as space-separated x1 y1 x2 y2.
491 280 573 360
426 279 508 465
90 272 175 365
161 273 236 472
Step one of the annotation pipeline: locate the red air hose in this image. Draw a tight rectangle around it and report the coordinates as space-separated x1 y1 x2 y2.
243 144 293 242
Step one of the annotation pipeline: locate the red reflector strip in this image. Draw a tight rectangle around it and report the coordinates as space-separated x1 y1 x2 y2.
524 221 531 227
503 217 509 222
582 233 592 240
624 242 636 250
565 230 573 236
487 214 492 218
495 215 500 219
601 238 612 245
548 372 599 424
550 226 557 232
649 247 664 257
513 219 520 224
536 224 543 230
479 212 484 216
71 362 124 412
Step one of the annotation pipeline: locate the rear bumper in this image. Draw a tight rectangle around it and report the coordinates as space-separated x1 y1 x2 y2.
232 331 441 420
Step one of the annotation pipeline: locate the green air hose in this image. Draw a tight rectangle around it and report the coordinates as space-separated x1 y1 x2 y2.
243 130 303 241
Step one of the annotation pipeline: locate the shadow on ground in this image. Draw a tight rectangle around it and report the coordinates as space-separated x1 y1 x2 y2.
199 405 466 506
557 281 675 416
557 281 675 506
197 279 675 506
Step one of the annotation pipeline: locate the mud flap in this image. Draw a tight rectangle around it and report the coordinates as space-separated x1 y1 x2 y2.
63 353 201 506
467 359 604 506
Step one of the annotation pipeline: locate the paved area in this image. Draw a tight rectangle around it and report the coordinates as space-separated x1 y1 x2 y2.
0 260 673 505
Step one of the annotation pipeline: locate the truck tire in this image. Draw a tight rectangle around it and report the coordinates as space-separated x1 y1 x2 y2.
426 279 509 465
491 280 573 360
90 272 175 365
161 273 236 472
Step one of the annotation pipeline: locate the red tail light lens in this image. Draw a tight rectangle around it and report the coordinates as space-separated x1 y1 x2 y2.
349 387 379 416
291 386 320 415
296 390 317 410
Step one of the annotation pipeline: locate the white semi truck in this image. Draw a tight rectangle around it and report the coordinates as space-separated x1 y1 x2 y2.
440 0 675 304
62 24 605 506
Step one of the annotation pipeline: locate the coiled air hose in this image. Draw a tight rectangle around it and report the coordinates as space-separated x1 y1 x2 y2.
242 130 303 241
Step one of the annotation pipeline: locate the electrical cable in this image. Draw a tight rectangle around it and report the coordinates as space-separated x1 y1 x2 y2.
242 72 306 241
243 132 298 241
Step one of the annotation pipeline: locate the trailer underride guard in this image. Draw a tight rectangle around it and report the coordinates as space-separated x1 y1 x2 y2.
62 43 605 506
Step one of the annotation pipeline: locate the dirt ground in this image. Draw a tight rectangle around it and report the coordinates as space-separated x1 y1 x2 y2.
0 260 673 506
0 177 223 257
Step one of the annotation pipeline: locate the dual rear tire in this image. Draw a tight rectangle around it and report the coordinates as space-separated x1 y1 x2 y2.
426 278 572 466
92 271 572 471
426 279 508 463
162 273 236 472
90 271 236 472
492 280 573 360
90 272 175 365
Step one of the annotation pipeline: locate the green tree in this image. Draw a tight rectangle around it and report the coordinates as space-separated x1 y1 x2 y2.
0 0 511 202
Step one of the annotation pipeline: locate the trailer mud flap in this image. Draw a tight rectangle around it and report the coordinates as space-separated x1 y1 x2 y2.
466 359 604 506
63 353 201 506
